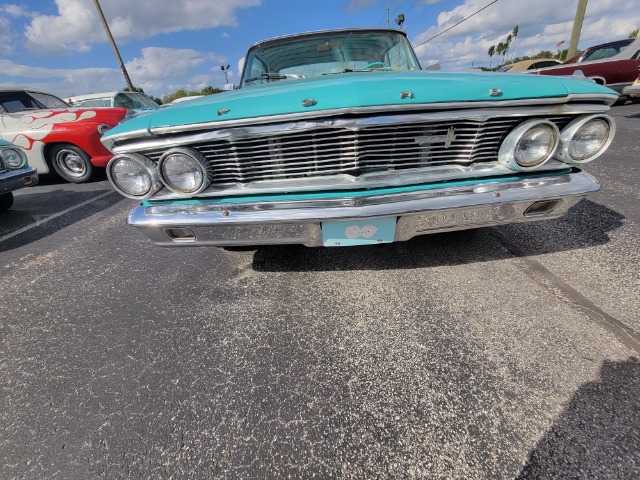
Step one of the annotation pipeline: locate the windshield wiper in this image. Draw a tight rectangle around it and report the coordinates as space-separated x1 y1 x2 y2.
244 73 289 83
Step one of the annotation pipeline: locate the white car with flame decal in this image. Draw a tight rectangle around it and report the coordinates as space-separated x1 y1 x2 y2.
0 89 129 183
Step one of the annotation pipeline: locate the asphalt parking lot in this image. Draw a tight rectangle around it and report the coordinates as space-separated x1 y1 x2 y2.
1 102 639 479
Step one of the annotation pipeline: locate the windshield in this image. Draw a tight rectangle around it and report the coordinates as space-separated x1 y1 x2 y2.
114 92 159 110
241 31 420 87
0 91 69 113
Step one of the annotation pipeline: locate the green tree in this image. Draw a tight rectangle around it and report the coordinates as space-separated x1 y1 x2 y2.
630 28 639 39
488 45 496 67
161 86 223 104
496 42 505 65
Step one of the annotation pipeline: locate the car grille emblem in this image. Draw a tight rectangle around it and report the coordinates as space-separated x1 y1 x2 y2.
415 127 457 148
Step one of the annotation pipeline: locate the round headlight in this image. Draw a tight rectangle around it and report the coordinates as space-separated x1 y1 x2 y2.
555 115 615 164
499 119 559 171
107 154 161 199
0 147 26 169
514 124 557 167
569 119 610 161
158 148 211 195
98 124 111 136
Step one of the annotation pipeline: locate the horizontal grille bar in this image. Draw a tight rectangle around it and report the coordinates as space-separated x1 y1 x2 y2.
144 115 578 185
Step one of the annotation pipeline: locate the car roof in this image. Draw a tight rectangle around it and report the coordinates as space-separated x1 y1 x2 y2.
0 87 57 95
505 58 560 72
248 27 410 50
582 38 634 51
66 91 122 102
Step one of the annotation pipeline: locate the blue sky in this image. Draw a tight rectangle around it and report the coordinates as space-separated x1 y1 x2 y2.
1 0 638 98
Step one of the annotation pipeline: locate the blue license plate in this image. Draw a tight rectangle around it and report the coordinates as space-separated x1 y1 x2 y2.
321 217 397 246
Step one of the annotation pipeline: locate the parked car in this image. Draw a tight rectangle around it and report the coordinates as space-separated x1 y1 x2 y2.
0 139 38 211
102 28 618 248
65 91 159 111
498 58 562 73
622 72 640 99
563 38 634 64
0 89 129 183
530 37 640 93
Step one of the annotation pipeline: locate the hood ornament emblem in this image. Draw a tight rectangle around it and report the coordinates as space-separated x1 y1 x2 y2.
217 108 230 116
302 98 317 107
400 91 415 99
489 88 503 97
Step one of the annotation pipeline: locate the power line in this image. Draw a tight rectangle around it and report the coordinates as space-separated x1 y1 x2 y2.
412 0 499 48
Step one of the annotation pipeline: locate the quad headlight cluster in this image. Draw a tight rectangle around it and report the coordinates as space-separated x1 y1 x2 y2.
107 148 212 199
499 114 615 171
0 147 27 170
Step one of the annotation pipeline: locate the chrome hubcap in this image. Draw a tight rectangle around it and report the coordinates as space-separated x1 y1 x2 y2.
55 150 86 176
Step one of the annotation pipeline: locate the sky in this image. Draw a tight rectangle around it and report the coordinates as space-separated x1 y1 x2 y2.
0 0 638 99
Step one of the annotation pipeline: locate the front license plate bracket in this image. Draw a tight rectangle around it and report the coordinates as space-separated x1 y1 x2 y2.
321 217 397 246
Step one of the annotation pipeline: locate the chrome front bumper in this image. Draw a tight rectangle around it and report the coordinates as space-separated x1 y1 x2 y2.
0 167 38 194
128 170 599 247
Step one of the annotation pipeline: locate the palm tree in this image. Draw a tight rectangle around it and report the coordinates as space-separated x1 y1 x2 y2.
505 34 512 61
496 42 505 65
488 45 496 67
511 25 519 61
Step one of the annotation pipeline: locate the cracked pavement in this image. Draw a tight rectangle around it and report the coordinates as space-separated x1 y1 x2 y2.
1 103 639 479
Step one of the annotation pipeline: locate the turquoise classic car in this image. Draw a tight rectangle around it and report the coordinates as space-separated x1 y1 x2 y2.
101 28 618 247
0 139 38 211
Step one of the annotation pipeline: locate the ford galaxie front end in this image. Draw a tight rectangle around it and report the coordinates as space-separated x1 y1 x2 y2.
102 28 618 247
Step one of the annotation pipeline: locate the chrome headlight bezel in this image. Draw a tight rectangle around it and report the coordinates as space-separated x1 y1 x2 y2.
98 124 112 136
0 147 27 170
157 148 212 196
106 153 162 199
498 119 560 171
554 114 615 164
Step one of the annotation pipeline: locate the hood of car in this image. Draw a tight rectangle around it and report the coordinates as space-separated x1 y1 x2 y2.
103 71 617 141
20 107 129 126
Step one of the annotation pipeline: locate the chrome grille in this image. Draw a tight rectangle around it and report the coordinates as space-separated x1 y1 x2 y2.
144 115 576 185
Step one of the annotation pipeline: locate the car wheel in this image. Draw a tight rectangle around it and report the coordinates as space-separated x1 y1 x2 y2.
50 144 96 183
0 192 14 211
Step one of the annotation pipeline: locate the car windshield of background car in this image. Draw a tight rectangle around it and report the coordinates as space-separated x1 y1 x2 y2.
582 44 629 62
242 31 420 86
0 91 50 113
29 92 69 109
114 93 158 110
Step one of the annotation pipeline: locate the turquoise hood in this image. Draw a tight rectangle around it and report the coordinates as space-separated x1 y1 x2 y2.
104 70 617 139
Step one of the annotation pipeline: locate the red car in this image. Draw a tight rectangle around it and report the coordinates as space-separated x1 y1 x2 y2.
530 37 640 94
0 88 129 183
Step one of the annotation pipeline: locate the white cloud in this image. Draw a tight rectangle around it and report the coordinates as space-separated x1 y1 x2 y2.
0 46 230 98
0 18 14 55
125 47 225 93
1 4 35 18
412 0 640 70
24 0 262 54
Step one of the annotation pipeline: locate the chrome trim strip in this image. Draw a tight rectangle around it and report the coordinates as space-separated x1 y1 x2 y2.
146 160 571 201
127 170 599 247
102 96 615 151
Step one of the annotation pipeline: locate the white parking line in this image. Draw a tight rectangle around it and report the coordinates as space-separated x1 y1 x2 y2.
0 190 117 244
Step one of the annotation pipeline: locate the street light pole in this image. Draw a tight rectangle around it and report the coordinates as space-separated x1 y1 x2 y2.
93 0 135 91
221 65 230 83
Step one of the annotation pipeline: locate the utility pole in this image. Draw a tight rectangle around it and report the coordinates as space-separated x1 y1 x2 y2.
386 3 390 27
567 0 588 60
93 0 135 91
